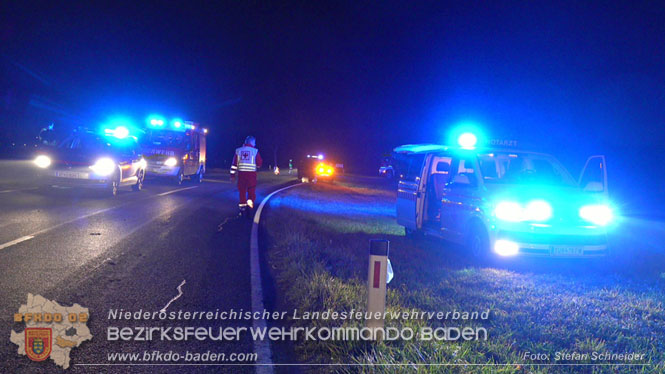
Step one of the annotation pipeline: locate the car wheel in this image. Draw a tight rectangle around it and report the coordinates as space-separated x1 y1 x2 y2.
132 170 144 191
467 223 490 260
175 169 184 185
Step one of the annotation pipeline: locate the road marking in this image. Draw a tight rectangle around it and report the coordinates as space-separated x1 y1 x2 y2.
203 178 231 184
0 235 35 250
0 185 205 252
0 187 38 194
160 279 187 312
156 186 199 196
250 182 301 374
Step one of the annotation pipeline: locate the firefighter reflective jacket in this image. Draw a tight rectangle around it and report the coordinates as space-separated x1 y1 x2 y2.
231 145 263 174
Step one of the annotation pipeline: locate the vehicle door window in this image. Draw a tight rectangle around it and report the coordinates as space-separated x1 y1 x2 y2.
449 158 478 187
429 156 452 197
190 133 199 152
402 154 425 182
579 157 604 191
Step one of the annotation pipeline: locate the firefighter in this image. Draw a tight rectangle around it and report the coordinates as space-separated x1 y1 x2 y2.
230 136 263 214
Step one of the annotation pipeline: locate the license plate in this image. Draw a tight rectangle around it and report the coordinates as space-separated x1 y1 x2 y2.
550 246 584 257
56 171 88 179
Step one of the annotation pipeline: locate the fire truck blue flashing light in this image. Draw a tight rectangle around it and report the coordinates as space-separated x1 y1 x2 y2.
147 114 166 127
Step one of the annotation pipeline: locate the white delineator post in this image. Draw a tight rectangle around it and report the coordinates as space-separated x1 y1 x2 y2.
366 239 389 340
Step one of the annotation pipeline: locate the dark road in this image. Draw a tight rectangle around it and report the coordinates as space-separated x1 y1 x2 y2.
0 160 292 373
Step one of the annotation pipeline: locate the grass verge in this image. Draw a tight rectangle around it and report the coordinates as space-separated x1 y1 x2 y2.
262 180 664 374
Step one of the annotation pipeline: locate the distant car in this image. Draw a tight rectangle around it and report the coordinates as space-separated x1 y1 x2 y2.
33 128 147 196
298 154 335 182
379 157 396 178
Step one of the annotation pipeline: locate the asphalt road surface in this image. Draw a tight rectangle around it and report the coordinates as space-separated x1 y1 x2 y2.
0 160 292 373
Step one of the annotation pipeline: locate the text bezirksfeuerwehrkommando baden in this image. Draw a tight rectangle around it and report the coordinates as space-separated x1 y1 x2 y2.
107 308 490 322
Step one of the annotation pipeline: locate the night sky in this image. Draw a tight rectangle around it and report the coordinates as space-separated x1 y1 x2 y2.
2 1 665 177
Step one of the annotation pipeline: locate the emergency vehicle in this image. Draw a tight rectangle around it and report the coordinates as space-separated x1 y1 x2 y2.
33 126 147 196
141 117 207 184
298 153 335 183
395 133 615 259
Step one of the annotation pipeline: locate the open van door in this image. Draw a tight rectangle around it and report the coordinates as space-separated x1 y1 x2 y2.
579 155 608 198
396 154 429 232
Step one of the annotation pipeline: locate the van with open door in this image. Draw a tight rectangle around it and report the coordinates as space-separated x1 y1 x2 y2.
395 142 615 259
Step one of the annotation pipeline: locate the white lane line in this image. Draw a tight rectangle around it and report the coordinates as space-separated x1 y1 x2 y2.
250 182 301 374
0 235 35 251
0 187 38 194
0 185 205 251
160 279 187 312
156 186 199 196
202 178 230 184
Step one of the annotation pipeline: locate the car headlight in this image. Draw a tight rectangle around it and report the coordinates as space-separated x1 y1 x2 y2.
579 204 613 226
524 200 552 221
34 155 51 168
164 157 178 167
494 201 524 222
495 200 552 222
89 157 117 176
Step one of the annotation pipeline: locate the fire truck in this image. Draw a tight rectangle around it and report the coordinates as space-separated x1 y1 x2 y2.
141 117 207 184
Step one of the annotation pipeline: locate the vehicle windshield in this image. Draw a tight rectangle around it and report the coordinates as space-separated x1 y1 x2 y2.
143 130 186 148
58 132 115 152
478 152 577 187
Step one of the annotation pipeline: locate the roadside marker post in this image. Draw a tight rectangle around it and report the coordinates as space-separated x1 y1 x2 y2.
366 239 389 340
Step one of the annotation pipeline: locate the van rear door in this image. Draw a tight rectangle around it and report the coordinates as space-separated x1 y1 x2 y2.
396 154 429 231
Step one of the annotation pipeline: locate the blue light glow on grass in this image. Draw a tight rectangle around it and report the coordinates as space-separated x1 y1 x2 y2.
271 192 395 217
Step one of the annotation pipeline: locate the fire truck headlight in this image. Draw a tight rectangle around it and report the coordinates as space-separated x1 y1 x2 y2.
34 155 51 168
579 204 613 226
89 157 116 176
494 201 523 222
164 157 178 167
